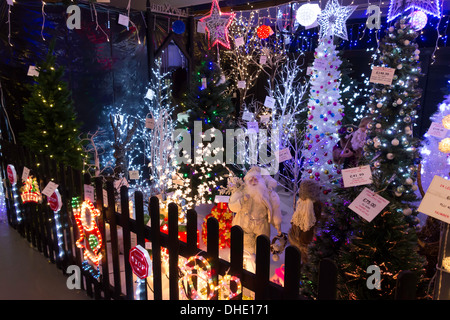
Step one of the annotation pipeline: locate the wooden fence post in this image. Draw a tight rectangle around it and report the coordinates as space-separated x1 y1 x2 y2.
230 225 244 300
207 217 219 300
149 196 162 300
395 270 417 300
255 235 270 300
283 245 301 299
168 202 179 300
134 190 147 300
318 258 338 300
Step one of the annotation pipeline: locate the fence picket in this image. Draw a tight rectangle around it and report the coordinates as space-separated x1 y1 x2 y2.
318 258 338 300
120 185 134 300
168 202 179 300
134 191 147 300
149 196 162 300
283 246 301 299
106 179 122 299
230 225 243 300
255 235 270 300
207 217 219 300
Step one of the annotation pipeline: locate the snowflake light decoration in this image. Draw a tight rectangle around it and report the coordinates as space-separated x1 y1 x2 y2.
200 0 235 49
317 0 357 41
387 0 441 22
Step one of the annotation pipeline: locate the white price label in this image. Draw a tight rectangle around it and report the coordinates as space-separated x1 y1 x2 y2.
234 37 244 47
247 121 259 133
276 148 292 163
348 188 389 222
215 195 230 203
418 175 450 224
42 181 59 197
145 117 155 129
22 167 30 182
260 114 271 123
237 80 246 89
342 165 373 188
427 122 448 139
197 21 206 33
264 96 276 109
118 14 129 27
259 55 267 65
27 66 39 77
84 184 95 203
103 189 108 207
129 170 140 180
369 66 396 86
242 111 254 121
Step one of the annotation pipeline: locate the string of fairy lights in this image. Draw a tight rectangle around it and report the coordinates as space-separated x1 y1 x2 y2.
2 0 450 56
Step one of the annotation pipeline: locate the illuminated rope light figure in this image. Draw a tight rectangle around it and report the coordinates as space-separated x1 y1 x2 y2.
20 176 42 204
73 198 103 279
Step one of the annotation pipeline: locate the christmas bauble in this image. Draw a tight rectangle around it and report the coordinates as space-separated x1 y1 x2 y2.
391 138 399 146
387 153 394 160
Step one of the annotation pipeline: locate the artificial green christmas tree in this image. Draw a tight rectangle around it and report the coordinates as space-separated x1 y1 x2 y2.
174 56 234 208
336 15 426 300
21 42 84 169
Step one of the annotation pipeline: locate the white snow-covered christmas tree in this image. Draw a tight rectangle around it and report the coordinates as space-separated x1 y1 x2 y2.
420 93 450 192
302 35 344 195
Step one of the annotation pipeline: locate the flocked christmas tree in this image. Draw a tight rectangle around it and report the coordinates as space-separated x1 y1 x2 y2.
21 41 84 169
302 35 344 196
174 56 234 208
336 15 426 300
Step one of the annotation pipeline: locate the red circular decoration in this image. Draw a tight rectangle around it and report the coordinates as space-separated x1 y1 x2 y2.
47 189 62 212
129 245 151 279
257 25 274 39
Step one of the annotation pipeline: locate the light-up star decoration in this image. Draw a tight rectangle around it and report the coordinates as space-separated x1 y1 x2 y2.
387 0 441 22
200 0 235 49
317 0 357 41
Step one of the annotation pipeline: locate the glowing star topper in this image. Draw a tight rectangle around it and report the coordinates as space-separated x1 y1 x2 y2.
317 0 357 41
200 0 235 49
387 0 441 22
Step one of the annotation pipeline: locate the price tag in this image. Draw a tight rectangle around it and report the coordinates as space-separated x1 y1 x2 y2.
84 184 95 203
342 165 373 188
259 55 267 65
264 96 276 109
369 66 395 86
42 181 59 197
215 195 230 203
6 0 13 6
427 122 448 139
418 175 450 224
242 111 254 121
129 170 140 180
314 59 327 69
276 148 292 163
247 121 259 133
197 21 206 33
22 167 30 182
234 37 244 47
306 66 314 75
260 114 271 123
348 188 389 222
237 80 246 89
27 66 39 77
118 14 129 27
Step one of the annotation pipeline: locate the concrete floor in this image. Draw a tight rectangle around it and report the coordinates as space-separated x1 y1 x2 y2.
0 221 91 300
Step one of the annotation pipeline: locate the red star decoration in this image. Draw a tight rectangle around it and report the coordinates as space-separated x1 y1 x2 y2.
200 0 235 49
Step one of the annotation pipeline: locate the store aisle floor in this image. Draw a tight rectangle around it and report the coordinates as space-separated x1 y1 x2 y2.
0 222 90 300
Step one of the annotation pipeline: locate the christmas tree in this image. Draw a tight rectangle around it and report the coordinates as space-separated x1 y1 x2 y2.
174 57 234 208
21 41 84 169
302 35 344 196
336 16 426 300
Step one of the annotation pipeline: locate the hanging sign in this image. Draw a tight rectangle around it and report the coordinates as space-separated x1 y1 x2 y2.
369 66 395 86
348 188 389 222
42 181 59 197
264 96 276 109
418 175 450 224
342 165 373 187
22 166 30 182
84 184 95 203
276 148 292 163
427 122 448 139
